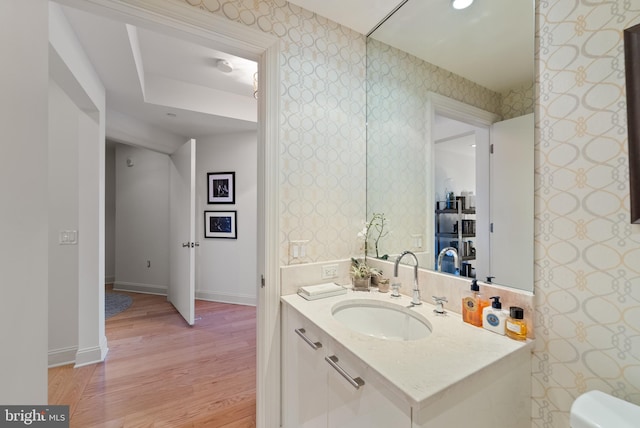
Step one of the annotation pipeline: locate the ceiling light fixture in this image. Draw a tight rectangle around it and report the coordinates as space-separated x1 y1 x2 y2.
216 59 233 73
452 0 474 10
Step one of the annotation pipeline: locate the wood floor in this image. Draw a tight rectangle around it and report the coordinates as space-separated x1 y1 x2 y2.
48 288 257 427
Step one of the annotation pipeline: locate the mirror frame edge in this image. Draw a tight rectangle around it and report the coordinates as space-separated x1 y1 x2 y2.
624 23 640 224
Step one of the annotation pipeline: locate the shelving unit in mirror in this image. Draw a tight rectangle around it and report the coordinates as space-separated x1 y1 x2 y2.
435 200 476 278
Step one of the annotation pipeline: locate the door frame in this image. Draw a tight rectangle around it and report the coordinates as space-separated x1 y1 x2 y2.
54 1 281 426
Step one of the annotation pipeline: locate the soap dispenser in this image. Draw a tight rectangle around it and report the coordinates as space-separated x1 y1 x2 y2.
506 306 527 340
462 279 489 327
482 296 507 335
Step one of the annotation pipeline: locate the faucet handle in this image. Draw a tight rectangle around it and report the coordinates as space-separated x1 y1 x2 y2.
432 296 448 314
390 282 401 298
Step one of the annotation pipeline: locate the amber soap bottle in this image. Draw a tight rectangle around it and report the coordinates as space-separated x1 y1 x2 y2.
462 279 489 327
506 306 527 340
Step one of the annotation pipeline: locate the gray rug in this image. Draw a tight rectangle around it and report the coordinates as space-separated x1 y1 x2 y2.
105 292 133 319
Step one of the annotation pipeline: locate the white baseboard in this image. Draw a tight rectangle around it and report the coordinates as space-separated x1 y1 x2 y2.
48 346 78 368
196 290 256 306
114 281 167 296
105 275 115 284
74 336 108 368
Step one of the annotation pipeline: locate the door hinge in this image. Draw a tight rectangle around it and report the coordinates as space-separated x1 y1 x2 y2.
490 222 494 233
490 143 494 154
261 274 265 288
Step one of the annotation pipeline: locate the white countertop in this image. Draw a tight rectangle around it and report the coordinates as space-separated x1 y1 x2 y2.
281 290 532 409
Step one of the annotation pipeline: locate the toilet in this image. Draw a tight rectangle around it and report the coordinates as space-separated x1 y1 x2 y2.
570 390 640 427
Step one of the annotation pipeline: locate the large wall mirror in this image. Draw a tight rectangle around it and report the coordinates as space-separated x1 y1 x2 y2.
366 0 535 292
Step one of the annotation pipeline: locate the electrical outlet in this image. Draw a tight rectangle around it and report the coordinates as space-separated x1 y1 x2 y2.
321 264 338 279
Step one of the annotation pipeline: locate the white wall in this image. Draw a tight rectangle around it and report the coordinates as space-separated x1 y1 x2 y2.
114 144 170 295
105 142 116 283
434 144 476 200
49 2 107 368
0 0 49 404
48 80 80 367
196 132 258 305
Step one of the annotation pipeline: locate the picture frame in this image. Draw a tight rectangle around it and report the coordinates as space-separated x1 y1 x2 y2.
204 210 237 239
625 23 640 223
207 172 235 204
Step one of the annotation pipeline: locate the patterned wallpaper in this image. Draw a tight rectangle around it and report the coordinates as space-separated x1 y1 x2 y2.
502 81 535 120
180 0 640 426
534 1 640 427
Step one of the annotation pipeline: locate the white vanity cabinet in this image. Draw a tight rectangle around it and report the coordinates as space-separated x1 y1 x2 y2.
282 305 328 428
281 293 532 428
282 304 411 428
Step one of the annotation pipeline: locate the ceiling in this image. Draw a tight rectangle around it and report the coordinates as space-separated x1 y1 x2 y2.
60 5 258 150
60 0 532 152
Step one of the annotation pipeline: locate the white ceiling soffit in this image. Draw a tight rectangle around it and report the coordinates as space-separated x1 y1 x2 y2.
60 5 257 144
289 0 534 93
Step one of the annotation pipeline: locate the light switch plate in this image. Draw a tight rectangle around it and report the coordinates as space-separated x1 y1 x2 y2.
59 230 78 245
289 239 309 263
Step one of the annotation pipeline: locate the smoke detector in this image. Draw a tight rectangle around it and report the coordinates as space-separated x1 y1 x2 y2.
216 59 233 73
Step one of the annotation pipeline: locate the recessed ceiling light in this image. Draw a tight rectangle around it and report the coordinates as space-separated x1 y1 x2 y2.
452 0 474 10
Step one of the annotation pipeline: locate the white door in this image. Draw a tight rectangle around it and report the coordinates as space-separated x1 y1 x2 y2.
169 139 196 325
490 114 534 291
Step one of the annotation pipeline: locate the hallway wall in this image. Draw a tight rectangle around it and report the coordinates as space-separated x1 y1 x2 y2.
195 131 258 305
47 1 107 369
105 142 116 283
48 79 80 367
114 144 171 294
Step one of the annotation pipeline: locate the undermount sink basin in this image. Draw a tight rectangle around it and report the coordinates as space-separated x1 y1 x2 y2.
332 299 432 341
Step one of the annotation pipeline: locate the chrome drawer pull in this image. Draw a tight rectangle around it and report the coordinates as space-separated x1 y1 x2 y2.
295 328 322 350
325 355 365 390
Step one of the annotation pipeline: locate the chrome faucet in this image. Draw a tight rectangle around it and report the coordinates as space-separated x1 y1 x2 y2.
437 247 460 274
394 250 421 306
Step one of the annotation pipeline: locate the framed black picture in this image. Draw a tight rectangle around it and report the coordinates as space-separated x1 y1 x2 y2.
204 210 237 239
207 172 235 204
